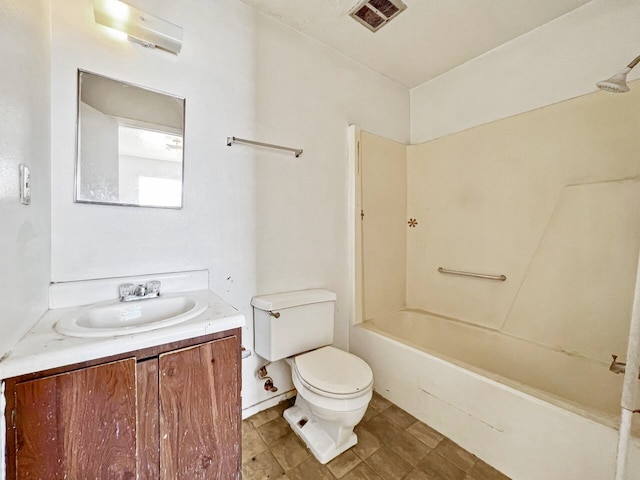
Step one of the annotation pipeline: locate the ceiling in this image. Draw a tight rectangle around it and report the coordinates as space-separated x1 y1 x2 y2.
238 0 593 88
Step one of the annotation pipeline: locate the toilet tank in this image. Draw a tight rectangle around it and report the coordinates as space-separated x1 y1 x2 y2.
251 289 337 362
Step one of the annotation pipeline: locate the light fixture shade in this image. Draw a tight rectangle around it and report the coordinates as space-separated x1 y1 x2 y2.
94 0 183 54
596 67 631 93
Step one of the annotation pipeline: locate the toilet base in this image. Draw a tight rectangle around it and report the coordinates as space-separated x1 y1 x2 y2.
283 405 358 464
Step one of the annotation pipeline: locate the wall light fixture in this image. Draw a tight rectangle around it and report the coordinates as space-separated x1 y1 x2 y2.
93 0 183 55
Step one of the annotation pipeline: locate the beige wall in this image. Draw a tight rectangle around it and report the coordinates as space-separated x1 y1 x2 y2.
361 132 407 320
406 83 640 363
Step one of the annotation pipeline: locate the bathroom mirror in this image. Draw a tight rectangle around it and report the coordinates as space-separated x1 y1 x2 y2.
75 70 185 208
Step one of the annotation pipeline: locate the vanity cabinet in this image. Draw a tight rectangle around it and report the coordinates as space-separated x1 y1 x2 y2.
4 328 241 480
15 358 138 478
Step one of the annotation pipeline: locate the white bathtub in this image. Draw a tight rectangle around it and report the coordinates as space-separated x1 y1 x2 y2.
350 310 640 480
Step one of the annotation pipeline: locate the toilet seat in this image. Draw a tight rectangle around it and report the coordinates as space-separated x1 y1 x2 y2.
293 346 373 398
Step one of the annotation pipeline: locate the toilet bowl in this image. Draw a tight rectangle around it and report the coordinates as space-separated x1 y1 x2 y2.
284 346 373 463
251 289 374 464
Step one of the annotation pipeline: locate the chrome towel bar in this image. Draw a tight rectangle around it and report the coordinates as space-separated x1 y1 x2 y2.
438 267 506 282
227 136 303 157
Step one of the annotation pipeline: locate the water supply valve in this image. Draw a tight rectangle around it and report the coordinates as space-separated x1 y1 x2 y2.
257 364 278 393
264 379 278 393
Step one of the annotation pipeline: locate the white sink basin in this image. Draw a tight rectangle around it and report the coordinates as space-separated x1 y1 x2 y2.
55 294 207 338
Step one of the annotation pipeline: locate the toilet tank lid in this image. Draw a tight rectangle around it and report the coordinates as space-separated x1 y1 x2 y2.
251 289 336 311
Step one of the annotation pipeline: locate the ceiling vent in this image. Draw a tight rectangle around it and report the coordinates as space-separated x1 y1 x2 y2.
349 0 407 32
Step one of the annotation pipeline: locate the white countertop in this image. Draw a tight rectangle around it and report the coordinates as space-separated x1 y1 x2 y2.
0 289 244 379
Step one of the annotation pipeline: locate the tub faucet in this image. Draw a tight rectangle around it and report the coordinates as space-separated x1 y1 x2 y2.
609 355 640 379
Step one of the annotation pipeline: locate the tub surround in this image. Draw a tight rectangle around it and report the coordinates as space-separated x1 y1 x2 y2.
0 270 244 380
359 131 407 321
405 94 640 362
356 82 640 372
353 75 640 480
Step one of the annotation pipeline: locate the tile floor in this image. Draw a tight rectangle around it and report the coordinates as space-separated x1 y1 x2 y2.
242 392 511 480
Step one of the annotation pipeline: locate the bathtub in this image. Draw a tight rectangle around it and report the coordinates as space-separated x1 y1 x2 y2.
350 309 640 480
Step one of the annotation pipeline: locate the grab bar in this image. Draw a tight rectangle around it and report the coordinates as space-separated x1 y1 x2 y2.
438 267 506 282
227 136 303 157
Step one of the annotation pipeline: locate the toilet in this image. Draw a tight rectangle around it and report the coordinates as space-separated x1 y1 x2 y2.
251 289 374 464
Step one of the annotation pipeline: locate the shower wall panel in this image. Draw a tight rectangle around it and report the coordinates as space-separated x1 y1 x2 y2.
406 83 640 362
361 132 407 320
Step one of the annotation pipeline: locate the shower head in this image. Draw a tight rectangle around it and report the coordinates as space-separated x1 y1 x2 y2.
597 54 640 93
596 67 632 93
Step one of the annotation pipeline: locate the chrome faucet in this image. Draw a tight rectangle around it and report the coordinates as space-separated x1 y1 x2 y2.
609 355 640 379
135 284 147 297
119 280 161 302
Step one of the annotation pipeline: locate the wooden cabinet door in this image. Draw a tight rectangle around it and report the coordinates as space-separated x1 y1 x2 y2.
14 358 137 479
159 336 240 479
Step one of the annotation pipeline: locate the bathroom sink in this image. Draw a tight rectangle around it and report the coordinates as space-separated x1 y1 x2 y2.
55 294 207 338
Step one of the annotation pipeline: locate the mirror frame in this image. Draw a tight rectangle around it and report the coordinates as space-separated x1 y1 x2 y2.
74 69 186 209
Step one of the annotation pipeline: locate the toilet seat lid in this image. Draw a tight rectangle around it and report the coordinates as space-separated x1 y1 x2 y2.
294 346 373 395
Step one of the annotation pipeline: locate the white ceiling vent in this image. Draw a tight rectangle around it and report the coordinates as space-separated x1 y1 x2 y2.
349 0 407 32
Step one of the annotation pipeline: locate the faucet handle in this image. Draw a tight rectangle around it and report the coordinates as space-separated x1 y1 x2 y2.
146 280 161 295
119 283 136 299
